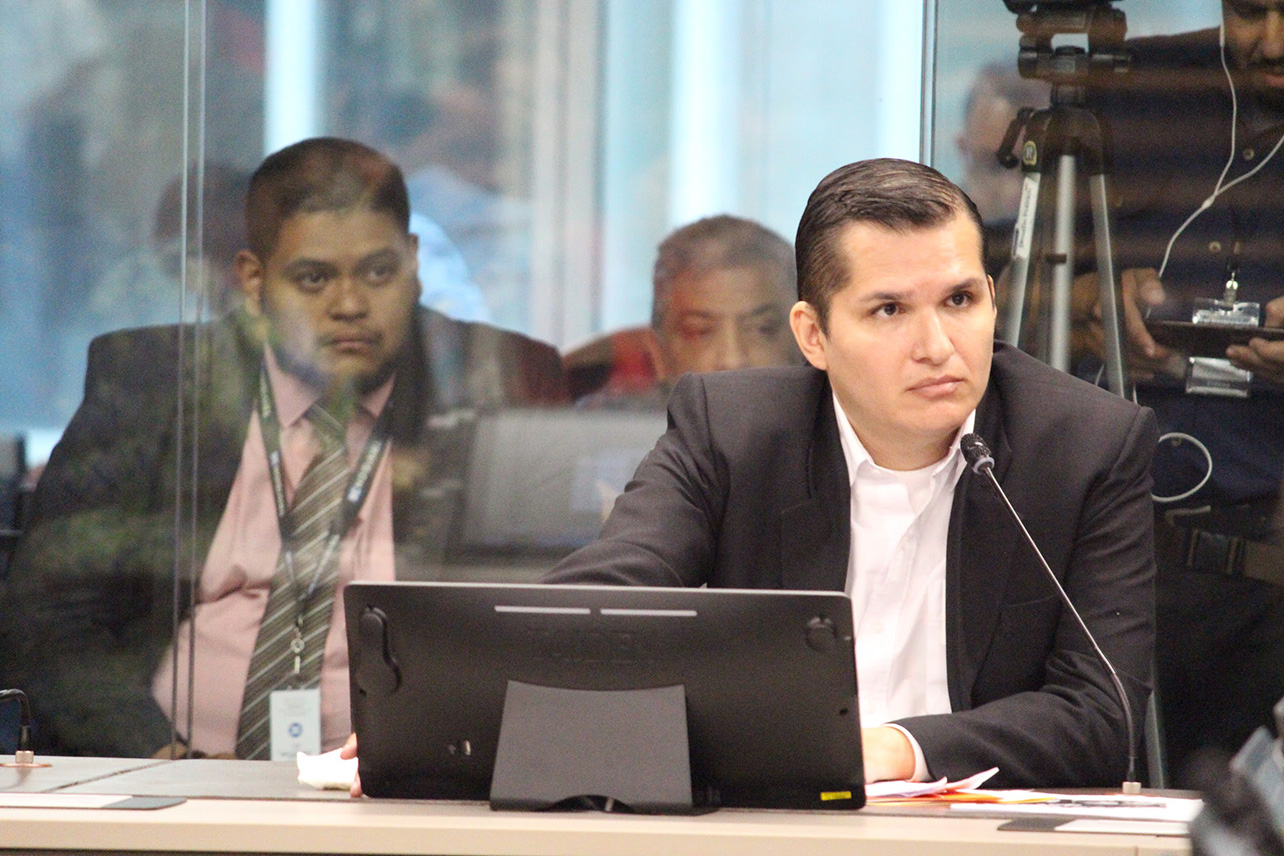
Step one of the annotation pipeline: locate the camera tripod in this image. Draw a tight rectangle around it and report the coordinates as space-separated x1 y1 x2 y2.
999 90 1130 396
997 0 1132 397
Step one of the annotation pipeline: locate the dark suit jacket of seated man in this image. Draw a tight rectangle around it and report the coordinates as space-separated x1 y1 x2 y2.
546 158 1157 788
2 138 567 758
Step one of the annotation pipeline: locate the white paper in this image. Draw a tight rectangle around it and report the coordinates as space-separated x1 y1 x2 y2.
1056 819 1191 836
865 766 999 799
951 793 1203 823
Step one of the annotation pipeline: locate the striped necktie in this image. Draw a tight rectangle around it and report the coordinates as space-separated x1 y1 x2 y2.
236 402 349 760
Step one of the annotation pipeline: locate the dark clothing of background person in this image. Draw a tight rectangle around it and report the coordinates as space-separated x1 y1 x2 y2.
548 344 1157 788
1085 27 1284 783
1 307 567 757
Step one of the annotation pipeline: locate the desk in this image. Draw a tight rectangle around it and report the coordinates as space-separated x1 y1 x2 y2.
0 756 1191 856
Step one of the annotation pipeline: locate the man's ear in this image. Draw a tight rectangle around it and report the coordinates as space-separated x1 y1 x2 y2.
790 300 829 372
987 274 997 314
406 233 423 303
649 329 673 381
235 250 266 317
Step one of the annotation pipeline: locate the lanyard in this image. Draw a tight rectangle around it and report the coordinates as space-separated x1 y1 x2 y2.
255 363 392 650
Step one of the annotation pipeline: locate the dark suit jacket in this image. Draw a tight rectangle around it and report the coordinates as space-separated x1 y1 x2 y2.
3 307 567 757
547 343 1157 787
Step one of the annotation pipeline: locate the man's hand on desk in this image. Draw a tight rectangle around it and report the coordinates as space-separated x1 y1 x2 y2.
1227 295 1284 385
340 732 363 797
861 726 915 784
150 741 236 760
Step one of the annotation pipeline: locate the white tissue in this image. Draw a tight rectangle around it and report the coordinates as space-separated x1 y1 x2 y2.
296 747 358 790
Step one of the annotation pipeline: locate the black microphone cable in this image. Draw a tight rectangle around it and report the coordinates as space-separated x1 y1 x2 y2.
960 433 1141 794
0 688 37 766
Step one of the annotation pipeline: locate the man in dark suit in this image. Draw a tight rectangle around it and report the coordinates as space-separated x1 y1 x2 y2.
547 158 1157 787
2 137 566 759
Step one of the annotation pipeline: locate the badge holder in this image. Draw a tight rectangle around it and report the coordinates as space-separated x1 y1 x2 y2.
1187 274 1260 398
488 680 694 813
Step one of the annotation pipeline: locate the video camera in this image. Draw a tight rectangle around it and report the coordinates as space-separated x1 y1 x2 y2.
1004 0 1130 88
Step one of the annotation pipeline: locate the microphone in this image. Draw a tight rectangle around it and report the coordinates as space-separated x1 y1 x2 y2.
960 433 1141 794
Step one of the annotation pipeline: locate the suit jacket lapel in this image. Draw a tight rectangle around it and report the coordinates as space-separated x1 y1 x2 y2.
945 382 1017 710
781 380 851 592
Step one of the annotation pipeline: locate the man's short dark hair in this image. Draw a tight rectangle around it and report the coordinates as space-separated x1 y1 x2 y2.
795 158 986 331
651 215 796 329
245 137 411 260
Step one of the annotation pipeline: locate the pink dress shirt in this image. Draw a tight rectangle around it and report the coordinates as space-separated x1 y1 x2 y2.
152 348 395 756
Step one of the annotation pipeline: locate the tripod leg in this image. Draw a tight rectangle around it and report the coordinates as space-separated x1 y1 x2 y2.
1004 171 1043 347
1087 173 1131 397
1049 154 1078 373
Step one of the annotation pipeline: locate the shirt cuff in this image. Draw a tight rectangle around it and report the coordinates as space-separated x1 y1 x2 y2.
885 723 929 782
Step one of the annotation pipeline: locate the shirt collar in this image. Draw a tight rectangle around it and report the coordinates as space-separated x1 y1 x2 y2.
832 390 976 488
263 346 394 427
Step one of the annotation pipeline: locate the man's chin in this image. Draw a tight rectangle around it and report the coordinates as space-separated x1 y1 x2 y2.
1246 74 1284 112
282 356 391 398
327 363 393 397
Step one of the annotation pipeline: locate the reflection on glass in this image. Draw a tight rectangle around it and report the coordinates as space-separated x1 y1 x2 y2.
567 215 799 409
930 0 1284 790
0 0 922 759
3 138 568 759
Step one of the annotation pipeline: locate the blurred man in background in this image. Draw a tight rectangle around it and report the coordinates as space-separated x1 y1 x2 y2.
567 214 800 406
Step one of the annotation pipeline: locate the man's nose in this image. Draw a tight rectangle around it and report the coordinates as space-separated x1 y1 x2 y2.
1264 11 1284 60
711 326 748 371
329 276 370 317
912 310 955 363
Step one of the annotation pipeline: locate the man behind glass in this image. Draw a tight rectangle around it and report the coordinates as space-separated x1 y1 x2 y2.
1073 0 1284 784
548 158 1157 787
1 137 566 759
571 215 800 407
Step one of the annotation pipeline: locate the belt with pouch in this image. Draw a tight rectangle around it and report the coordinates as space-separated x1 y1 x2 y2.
1158 504 1284 588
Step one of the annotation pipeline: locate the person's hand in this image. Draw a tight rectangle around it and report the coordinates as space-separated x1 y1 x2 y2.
151 741 188 760
340 731 363 797
1073 267 1183 381
150 741 236 760
1227 295 1284 385
860 726 915 784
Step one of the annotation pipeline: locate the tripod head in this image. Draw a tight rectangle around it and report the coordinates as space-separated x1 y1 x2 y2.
996 0 1130 168
1004 0 1130 97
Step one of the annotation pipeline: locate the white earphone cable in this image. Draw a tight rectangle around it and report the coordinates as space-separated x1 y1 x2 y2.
1156 20 1284 280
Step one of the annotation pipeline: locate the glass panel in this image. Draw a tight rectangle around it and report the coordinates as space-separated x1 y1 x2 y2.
927 0 1284 789
0 0 200 756
1 0 925 759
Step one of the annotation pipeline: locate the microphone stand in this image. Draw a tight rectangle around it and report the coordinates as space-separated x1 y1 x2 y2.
961 434 1141 794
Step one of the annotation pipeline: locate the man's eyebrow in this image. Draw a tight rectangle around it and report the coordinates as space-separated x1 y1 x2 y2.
738 303 787 319
854 278 985 304
356 247 402 265
855 289 910 304
280 257 336 276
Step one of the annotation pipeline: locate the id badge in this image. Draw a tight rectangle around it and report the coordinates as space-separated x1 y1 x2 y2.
269 687 321 760
1186 281 1258 397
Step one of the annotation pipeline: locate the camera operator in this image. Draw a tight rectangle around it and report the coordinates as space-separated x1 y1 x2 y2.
1072 0 1284 786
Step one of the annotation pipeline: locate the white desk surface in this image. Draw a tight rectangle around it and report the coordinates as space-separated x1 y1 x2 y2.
0 756 1191 856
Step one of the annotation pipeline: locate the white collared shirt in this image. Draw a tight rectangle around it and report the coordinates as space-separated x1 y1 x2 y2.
833 392 974 776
